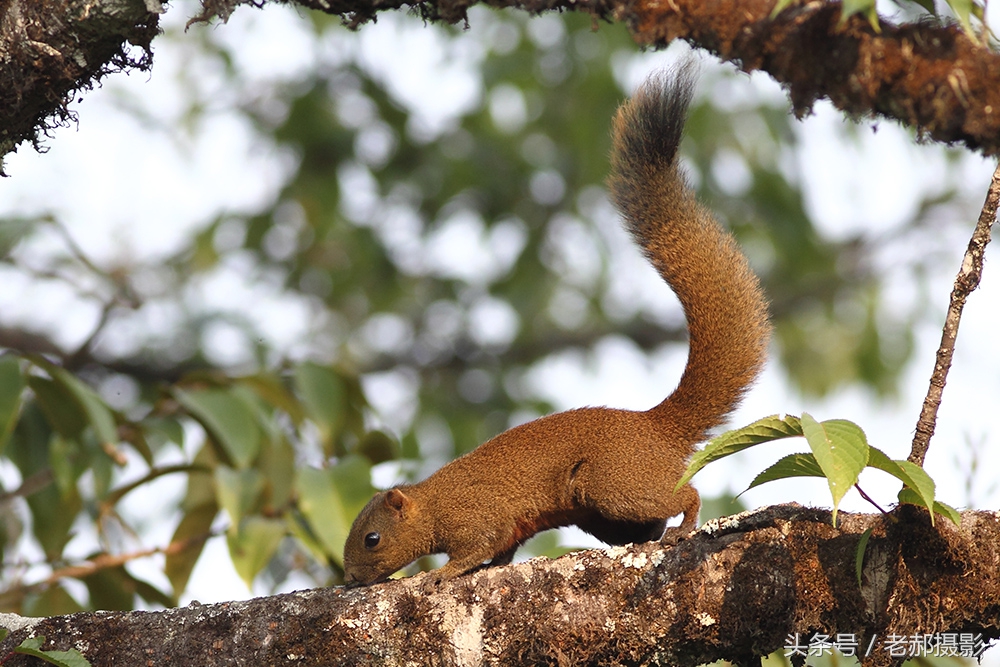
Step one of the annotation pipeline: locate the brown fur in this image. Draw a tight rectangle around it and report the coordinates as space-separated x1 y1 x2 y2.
342 65 771 585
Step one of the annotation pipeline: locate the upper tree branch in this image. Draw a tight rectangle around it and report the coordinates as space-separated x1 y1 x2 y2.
0 504 998 667
0 0 160 174
5 0 1000 167
284 0 1000 154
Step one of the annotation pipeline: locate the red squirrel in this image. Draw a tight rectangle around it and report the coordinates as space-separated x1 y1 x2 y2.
343 65 771 585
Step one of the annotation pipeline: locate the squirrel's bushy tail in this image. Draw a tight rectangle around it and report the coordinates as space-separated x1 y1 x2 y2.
607 64 771 444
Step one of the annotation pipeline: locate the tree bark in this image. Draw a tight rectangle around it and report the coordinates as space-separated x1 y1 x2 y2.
3 0 1000 170
0 504 997 667
0 0 160 174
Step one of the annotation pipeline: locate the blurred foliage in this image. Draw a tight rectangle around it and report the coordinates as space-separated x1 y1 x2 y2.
0 4 980 614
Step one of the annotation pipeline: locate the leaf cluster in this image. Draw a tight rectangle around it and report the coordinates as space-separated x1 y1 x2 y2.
681 413 959 526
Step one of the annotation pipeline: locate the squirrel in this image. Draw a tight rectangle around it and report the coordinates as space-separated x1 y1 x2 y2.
342 64 771 586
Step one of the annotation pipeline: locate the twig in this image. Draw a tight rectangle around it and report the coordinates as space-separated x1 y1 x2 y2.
0 530 221 607
854 483 891 518
0 468 54 503
909 162 1000 467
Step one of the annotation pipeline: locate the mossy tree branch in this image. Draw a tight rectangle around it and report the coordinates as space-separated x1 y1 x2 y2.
0 505 998 667
4 0 1000 170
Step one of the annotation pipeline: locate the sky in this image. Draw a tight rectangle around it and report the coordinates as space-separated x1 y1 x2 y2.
1 0 999 636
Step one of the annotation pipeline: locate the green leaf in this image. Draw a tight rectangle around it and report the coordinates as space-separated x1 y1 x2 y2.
82 564 141 611
33 359 119 455
15 635 92 667
28 376 87 441
214 466 265 527
175 388 262 468
945 0 979 40
932 500 961 525
867 447 938 525
743 452 825 493
166 447 219 597
24 585 83 617
801 414 869 524
357 430 398 465
840 0 880 31
294 363 347 457
0 355 24 454
677 414 803 489
0 217 37 256
239 373 305 424
902 0 937 13
228 516 286 588
770 0 797 17
295 456 374 567
165 502 217 598
855 526 874 588
259 435 296 509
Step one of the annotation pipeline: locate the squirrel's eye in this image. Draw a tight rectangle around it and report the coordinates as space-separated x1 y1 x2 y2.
364 532 380 549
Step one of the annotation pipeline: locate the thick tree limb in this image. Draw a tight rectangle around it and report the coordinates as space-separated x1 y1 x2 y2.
4 0 1000 168
0 504 997 666
0 0 160 174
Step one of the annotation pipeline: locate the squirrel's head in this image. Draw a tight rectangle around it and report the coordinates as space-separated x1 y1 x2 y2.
343 487 426 586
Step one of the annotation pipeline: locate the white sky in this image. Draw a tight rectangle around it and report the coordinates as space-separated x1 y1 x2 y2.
1 2 999 647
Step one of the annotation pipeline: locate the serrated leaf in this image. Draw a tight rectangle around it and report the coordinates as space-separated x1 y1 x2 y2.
855 526 874 588
933 501 961 525
228 516 286 588
677 414 803 489
0 355 24 454
294 363 347 457
214 466 265 527
175 388 261 469
295 456 374 566
802 414 869 524
867 447 937 525
743 452 825 494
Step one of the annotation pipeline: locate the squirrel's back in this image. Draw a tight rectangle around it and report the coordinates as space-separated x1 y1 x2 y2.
607 65 771 443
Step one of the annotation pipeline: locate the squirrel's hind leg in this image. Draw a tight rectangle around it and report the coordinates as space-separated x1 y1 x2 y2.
659 483 700 546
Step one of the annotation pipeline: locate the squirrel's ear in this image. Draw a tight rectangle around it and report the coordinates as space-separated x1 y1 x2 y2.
384 488 411 514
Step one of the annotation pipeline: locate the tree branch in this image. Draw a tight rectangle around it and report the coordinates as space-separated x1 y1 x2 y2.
5 0 1000 168
909 161 1000 466
0 0 161 174
252 0 1000 155
0 505 997 667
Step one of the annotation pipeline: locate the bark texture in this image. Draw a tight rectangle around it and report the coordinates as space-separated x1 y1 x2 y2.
3 0 1000 168
0 0 160 173
0 504 998 667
